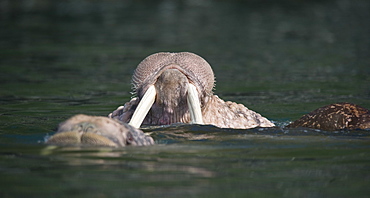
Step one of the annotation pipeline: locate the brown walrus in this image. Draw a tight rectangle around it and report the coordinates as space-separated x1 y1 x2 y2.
286 102 370 131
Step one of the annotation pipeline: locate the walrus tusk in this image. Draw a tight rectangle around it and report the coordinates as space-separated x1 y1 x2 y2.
129 85 156 128
129 83 203 127
187 83 204 124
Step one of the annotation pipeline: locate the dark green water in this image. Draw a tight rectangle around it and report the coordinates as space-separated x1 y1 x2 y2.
0 0 369 197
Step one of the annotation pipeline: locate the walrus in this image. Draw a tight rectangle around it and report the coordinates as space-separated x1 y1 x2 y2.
46 114 154 147
109 52 274 129
286 102 370 131
46 52 369 147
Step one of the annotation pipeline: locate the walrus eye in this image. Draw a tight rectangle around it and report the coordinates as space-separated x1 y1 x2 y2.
71 124 84 133
129 85 156 128
187 83 203 125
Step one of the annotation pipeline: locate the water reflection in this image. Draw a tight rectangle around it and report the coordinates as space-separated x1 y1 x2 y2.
41 145 216 177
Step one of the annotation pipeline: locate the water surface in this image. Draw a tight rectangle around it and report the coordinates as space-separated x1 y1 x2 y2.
0 0 369 197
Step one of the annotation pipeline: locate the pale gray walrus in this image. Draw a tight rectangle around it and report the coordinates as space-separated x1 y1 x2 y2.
47 114 154 147
109 52 275 129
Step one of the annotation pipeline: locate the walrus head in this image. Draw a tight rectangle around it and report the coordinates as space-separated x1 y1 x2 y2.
46 114 154 147
128 52 215 128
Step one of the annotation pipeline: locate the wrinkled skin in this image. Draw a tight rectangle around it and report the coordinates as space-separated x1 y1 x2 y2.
109 52 274 129
46 114 154 147
286 102 370 131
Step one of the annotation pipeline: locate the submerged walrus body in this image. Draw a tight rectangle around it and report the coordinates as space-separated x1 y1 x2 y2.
109 52 274 129
286 103 370 131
